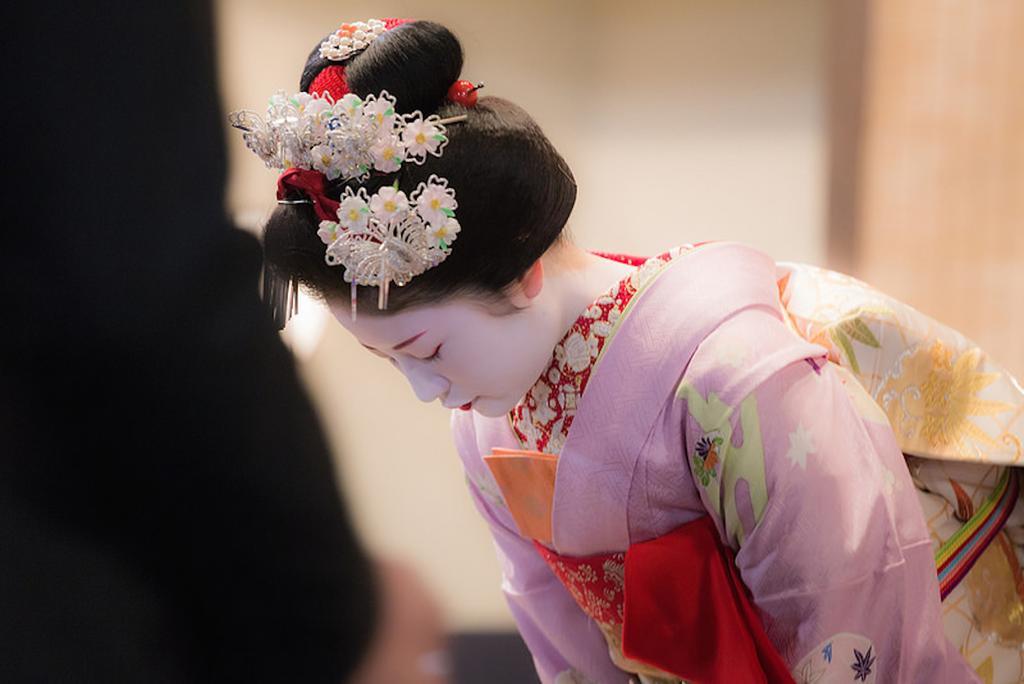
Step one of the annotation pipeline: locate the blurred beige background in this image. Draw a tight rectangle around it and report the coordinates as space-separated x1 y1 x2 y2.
215 0 1022 632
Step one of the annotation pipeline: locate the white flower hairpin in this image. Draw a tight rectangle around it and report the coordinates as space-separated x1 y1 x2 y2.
229 89 467 319
320 175 460 313
228 90 456 182
319 19 388 62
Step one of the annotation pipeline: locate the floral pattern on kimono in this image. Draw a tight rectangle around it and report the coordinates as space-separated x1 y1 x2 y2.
779 261 1024 682
507 247 690 683
675 271 981 682
792 633 877 683
451 248 697 684
452 242 985 683
510 248 686 455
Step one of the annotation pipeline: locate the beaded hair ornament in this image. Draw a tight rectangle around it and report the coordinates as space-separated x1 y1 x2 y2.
228 18 482 325
319 19 389 61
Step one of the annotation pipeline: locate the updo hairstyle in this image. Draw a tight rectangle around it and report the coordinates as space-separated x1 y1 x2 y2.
263 20 578 314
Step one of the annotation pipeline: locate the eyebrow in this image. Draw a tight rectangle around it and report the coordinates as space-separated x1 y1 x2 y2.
364 330 427 352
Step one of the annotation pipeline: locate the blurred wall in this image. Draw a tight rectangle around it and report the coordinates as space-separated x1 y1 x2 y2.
216 0 827 630
838 0 1024 378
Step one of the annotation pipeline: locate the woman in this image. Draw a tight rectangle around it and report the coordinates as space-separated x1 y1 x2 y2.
231 18 1023 683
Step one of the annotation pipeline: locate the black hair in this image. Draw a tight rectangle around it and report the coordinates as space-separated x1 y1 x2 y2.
264 20 577 317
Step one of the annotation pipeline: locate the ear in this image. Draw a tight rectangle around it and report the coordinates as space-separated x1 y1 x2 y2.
506 259 544 309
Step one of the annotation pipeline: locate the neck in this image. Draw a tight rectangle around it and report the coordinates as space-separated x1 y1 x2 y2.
536 241 635 345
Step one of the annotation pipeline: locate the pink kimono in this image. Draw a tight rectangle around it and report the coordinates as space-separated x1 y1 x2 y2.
452 242 1000 683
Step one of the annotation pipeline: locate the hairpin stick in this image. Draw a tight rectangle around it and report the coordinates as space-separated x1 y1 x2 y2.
437 114 469 125
277 198 314 205
350 280 358 322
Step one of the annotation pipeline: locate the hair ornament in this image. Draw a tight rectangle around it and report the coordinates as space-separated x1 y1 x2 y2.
447 80 484 107
319 19 388 62
230 89 468 319
229 90 463 183
320 174 460 315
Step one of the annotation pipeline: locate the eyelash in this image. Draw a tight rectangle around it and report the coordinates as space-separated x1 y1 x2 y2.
374 344 442 364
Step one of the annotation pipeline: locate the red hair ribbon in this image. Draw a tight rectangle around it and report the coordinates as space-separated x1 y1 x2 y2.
276 167 338 222
308 18 412 101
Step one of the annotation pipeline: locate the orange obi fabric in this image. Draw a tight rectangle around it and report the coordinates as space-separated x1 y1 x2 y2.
483 448 558 543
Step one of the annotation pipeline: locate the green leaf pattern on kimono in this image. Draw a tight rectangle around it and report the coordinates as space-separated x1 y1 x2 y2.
829 317 881 375
677 382 769 547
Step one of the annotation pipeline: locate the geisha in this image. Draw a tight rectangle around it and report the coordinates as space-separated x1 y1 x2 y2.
230 18 1024 684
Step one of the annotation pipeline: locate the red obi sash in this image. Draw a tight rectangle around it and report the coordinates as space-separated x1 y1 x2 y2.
535 517 796 684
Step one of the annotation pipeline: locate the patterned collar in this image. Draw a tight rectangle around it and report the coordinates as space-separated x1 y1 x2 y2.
509 248 687 455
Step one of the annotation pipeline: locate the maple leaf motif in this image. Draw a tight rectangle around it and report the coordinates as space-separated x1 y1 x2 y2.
696 435 723 471
851 645 875 681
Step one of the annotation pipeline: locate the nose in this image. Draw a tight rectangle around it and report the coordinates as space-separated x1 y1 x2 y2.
394 356 450 404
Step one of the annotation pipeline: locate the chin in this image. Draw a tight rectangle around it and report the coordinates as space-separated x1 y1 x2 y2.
471 396 516 418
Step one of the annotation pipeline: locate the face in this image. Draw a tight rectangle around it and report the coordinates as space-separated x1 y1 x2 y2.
329 295 557 418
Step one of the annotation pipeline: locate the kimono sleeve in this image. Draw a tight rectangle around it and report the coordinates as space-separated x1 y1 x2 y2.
677 307 979 683
450 413 627 684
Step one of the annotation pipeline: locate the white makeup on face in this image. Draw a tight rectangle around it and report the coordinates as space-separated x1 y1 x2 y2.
328 247 637 418
329 295 560 417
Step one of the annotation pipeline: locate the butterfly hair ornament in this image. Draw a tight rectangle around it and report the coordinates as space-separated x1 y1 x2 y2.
229 87 468 324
